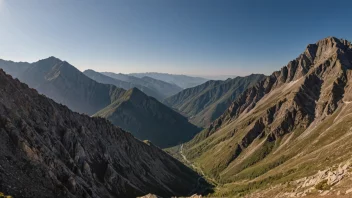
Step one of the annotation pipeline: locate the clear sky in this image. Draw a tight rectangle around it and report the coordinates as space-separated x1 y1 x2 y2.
0 0 351 76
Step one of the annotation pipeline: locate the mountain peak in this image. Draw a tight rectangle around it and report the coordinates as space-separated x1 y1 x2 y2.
43 56 62 62
125 87 148 101
83 69 95 73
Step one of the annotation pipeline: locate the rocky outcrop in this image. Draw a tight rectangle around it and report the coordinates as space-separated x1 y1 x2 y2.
261 160 352 198
0 69 201 197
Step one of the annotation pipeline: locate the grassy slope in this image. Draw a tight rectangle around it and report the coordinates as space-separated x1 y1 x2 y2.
181 38 352 197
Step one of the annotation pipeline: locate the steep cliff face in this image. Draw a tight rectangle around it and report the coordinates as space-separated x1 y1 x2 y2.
164 74 265 127
94 88 201 148
0 69 201 198
183 37 352 196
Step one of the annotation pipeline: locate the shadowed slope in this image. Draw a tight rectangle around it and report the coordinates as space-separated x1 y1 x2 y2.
94 87 201 148
0 69 202 198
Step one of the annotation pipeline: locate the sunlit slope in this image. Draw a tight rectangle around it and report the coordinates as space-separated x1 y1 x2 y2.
183 37 352 196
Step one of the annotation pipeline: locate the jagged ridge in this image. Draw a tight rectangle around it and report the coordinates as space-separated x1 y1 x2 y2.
183 37 352 196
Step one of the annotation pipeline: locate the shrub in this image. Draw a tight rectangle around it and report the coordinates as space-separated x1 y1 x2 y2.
315 179 331 190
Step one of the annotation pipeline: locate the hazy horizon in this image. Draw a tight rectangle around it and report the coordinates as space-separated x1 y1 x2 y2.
0 56 245 79
1 0 351 76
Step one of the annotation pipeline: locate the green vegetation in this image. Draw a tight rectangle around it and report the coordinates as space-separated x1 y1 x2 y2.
315 179 331 190
213 169 297 197
239 141 274 170
231 154 291 181
0 192 13 198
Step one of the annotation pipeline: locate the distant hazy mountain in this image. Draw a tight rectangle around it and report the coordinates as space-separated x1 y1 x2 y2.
0 59 31 78
101 72 147 84
83 69 164 101
192 75 238 80
0 68 202 198
0 57 126 115
129 72 208 89
164 74 265 127
94 87 201 148
102 72 183 99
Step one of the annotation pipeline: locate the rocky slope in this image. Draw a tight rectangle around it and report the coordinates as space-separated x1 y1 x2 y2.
83 69 164 101
94 88 201 148
129 72 208 89
102 72 183 99
0 69 202 198
164 74 265 127
182 37 352 197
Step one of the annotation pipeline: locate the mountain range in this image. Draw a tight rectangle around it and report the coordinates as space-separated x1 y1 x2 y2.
0 68 203 198
164 74 265 127
180 37 352 197
83 69 164 101
102 72 183 99
1 57 125 115
2 36 352 198
129 72 208 89
0 57 200 148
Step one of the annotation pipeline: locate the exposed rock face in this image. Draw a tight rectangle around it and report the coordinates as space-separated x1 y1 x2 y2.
248 159 352 198
164 74 265 127
183 37 352 196
94 87 201 148
101 72 183 99
84 70 165 101
0 69 201 197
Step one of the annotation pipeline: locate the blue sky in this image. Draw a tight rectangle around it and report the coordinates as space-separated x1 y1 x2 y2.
0 0 351 76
